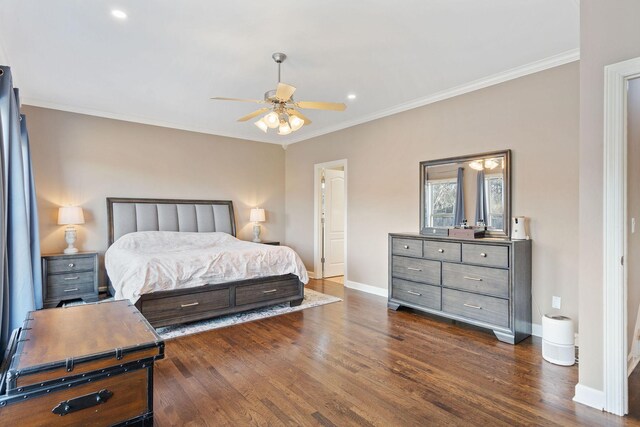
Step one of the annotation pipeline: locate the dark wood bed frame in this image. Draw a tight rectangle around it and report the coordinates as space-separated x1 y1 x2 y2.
106 197 304 328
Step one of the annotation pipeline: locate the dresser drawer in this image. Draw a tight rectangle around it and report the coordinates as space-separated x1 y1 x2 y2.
47 279 96 299
442 288 509 328
442 263 509 298
236 280 300 306
461 243 509 268
423 241 461 262
46 256 95 274
392 256 440 285
143 288 231 323
391 278 441 310
391 238 423 258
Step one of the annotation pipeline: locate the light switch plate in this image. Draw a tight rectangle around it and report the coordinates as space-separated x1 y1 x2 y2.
552 296 562 310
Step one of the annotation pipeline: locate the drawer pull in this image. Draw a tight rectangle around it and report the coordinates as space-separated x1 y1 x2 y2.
463 303 482 310
463 276 483 282
64 276 79 281
406 267 422 272
263 289 278 294
406 290 422 296
68 263 75 268
438 248 444 253
52 388 113 416
480 253 487 258
403 245 409 249
180 302 199 308
63 288 79 292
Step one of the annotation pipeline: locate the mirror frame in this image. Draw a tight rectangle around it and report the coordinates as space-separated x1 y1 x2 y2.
419 149 511 238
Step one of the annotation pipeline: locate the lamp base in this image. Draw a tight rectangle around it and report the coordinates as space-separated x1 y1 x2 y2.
252 224 262 243
64 226 79 254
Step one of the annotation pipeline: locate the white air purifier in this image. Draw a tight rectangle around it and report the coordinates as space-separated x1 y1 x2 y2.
511 216 528 240
542 314 575 366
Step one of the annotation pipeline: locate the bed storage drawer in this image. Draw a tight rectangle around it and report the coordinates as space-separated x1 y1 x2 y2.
236 279 300 306
142 288 231 324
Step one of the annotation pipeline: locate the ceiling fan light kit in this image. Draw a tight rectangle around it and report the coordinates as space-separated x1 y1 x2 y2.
212 52 347 136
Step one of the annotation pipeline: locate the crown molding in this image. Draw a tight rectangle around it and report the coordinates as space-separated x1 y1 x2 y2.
22 48 579 146
283 48 580 145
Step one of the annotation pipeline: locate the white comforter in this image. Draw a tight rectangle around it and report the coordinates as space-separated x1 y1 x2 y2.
105 231 309 302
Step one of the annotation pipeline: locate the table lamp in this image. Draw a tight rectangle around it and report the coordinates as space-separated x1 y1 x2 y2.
250 208 265 243
58 206 85 254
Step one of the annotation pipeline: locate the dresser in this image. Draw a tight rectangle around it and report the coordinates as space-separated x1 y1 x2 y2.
388 233 532 344
41 252 99 308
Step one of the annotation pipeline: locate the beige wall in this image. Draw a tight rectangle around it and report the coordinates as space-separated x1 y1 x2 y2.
578 0 640 392
25 106 285 284
628 78 640 354
285 62 580 327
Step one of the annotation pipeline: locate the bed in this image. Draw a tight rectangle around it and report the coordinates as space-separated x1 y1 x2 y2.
105 197 308 327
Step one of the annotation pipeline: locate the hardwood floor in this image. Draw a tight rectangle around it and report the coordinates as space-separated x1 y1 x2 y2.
153 279 640 426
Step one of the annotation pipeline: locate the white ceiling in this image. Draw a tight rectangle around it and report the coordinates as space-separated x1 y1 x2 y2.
0 1 579 145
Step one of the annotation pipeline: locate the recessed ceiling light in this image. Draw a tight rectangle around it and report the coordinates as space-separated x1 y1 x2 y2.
111 10 127 19
347 94 356 100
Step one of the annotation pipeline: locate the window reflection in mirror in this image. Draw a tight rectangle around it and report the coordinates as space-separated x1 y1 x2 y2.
420 150 511 237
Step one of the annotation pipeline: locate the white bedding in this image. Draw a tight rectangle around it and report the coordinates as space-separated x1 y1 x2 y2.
105 231 309 302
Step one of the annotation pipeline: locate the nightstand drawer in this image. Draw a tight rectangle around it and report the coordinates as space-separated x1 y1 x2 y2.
47 271 95 288
47 256 95 274
47 279 96 299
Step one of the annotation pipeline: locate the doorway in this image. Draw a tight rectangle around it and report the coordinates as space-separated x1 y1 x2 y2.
314 159 347 281
627 76 640 417
602 56 640 416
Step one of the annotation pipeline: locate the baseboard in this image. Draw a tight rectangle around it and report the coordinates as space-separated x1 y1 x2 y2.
532 323 542 338
307 271 316 279
573 384 605 411
344 280 388 298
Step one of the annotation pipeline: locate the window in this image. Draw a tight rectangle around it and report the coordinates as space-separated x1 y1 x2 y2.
426 178 457 227
485 174 504 229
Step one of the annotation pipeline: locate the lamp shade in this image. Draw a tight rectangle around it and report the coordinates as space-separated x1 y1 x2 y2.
249 208 265 223
58 206 85 225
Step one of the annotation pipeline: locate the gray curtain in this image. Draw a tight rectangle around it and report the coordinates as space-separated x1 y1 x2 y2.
475 170 488 225
453 167 464 226
0 66 42 353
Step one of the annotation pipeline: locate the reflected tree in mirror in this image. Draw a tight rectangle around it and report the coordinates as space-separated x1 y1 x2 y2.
426 179 457 227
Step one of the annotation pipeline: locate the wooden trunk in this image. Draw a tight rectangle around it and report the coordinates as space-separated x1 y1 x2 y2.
0 300 164 426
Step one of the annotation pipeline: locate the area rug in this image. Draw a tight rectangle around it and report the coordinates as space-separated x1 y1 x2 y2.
64 289 341 340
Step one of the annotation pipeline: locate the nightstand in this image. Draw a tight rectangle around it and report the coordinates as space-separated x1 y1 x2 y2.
41 252 99 308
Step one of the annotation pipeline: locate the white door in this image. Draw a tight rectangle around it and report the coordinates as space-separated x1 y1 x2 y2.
323 169 345 277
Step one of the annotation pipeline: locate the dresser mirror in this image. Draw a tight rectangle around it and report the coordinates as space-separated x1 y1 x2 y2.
419 150 511 238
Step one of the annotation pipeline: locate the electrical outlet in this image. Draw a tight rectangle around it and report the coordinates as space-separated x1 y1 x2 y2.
552 296 562 310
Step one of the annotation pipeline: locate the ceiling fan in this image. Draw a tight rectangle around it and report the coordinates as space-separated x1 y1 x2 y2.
211 53 347 135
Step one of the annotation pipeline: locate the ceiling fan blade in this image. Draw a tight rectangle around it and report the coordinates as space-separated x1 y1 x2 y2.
211 97 266 104
275 83 296 102
287 109 312 125
297 101 346 111
237 108 270 122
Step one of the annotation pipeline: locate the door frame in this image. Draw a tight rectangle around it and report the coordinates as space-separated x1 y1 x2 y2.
313 159 347 280
603 56 640 416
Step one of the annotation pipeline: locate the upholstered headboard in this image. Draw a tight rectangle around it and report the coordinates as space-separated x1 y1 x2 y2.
107 197 236 246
